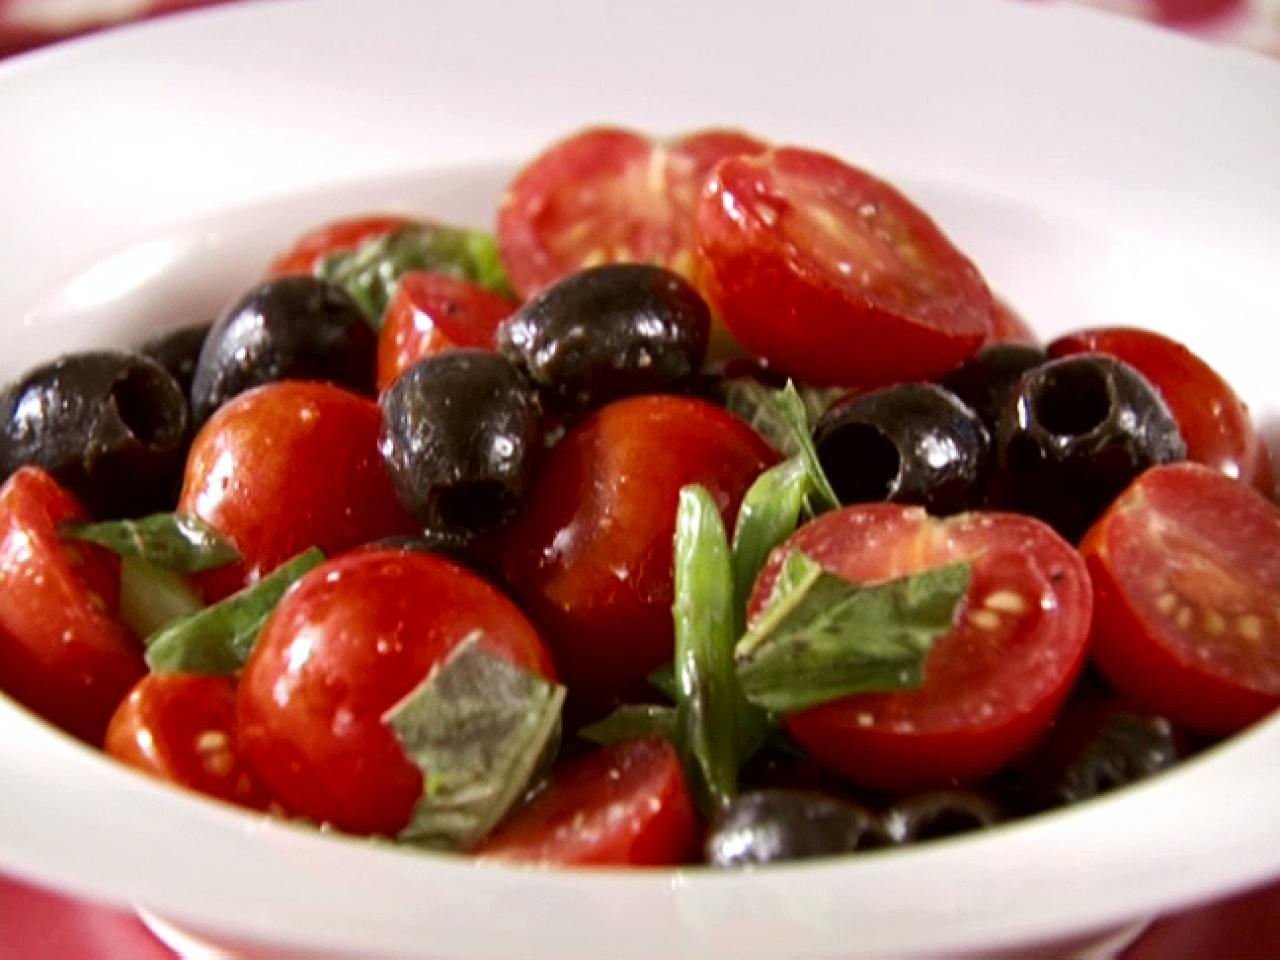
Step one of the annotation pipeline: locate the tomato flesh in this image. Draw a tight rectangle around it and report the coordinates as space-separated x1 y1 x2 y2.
476 737 697 866
1081 462 1280 735
750 504 1092 791
497 127 767 297
237 549 555 836
266 214 411 277
694 147 993 386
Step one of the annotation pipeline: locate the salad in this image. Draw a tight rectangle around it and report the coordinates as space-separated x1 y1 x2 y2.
0 126 1276 868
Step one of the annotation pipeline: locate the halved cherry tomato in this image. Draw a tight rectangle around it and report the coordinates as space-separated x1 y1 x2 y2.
693 147 993 386
1081 462 1280 735
0 468 143 744
497 127 767 297
989 297 1039 347
105 674 265 808
178 381 420 601
265 214 411 277
502 395 775 711
750 504 1092 792
237 549 555 836
476 737 697 866
376 271 518 392
1049 326 1274 498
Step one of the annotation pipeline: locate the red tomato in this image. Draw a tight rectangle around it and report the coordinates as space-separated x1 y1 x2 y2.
1049 326 1274 498
476 738 697 866
178 381 420 601
105 674 265 808
237 549 555 836
988 297 1039 347
0 468 143 744
266 214 411 277
376 271 518 392
1081 462 1280 735
750 504 1092 791
693 147 994 386
497 127 768 297
502 396 775 711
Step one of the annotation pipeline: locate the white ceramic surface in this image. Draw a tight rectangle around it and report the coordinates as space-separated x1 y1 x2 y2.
0 1 1278 958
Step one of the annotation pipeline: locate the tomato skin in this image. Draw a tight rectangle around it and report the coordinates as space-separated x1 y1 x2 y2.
1081 463 1280 735
1049 327 1273 498
105 674 265 808
376 271 518 392
988 298 1039 347
750 504 1092 792
237 549 555 837
0 468 143 744
497 127 768 297
502 396 774 711
266 214 411 277
476 738 697 866
694 147 993 387
178 382 420 601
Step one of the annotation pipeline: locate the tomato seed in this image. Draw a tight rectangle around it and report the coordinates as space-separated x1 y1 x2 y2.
983 591 1026 616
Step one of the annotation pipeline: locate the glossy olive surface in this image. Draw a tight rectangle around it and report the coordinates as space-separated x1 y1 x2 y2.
140 322 212 399
704 789 882 866
940 343 1047 431
879 789 1002 844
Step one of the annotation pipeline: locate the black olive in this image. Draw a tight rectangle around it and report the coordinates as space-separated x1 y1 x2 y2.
0 351 188 517
139 322 211 399
939 343 1047 432
993 354 1186 540
379 350 541 542
879 789 1002 845
497 264 710 412
704 789 884 867
813 383 990 515
191 276 375 423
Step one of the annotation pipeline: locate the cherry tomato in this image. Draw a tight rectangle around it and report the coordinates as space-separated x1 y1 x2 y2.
988 297 1038 347
105 674 265 808
376 271 518 392
1081 462 1280 735
237 549 555 836
693 147 993 386
750 504 1092 792
178 381 420 601
266 214 411 277
497 127 767 297
0 468 143 744
502 395 775 711
1049 326 1274 498
476 737 697 866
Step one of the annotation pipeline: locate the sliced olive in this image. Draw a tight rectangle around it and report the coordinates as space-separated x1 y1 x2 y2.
879 789 1002 845
940 343 1047 432
704 789 883 866
139 322 211 399
0 351 188 517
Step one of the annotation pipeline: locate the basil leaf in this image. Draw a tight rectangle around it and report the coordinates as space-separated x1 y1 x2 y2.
647 663 678 702
579 704 677 746
770 382 840 512
384 633 565 850
722 378 843 458
318 223 514 326
145 548 324 675
736 551 971 714
731 456 812 633
62 513 239 573
119 556 204 638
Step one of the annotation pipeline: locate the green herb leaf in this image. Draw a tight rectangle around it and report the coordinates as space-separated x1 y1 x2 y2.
730 456 813 633
145 548 324 675
721 378 844 458
736 551 971 713
770 382 840 512
647 663 678 702
384 633 565 850
317 223 514 326
578 704 677 746
119 556 204 638
62 513 240 573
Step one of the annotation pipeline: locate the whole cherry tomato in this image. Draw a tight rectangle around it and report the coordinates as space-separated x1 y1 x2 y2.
237 549 555 836
750 504 1092 792
1081 462 1280 735
266 214 412 277
502 395 774 711
105 674 265 808
0 468 143 744
178 381 420 601
693 147 993 386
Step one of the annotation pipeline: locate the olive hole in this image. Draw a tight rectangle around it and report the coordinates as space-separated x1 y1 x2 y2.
1032 363 1112 437
110 368 180 447
818 423 901 504
431 480 515 532
907 804 992 842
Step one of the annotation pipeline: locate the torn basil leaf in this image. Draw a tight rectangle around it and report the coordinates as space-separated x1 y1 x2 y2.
145 548 324 675
736 551 971 714
119 556 204 638
384 633 565 851
318 223 514 326
722 378 843 458
62 512 239 573
730 456 812 633
770 382 840 512
579 704 677 746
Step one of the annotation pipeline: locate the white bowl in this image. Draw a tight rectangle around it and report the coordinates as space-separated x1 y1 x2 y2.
1 1 1278 958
